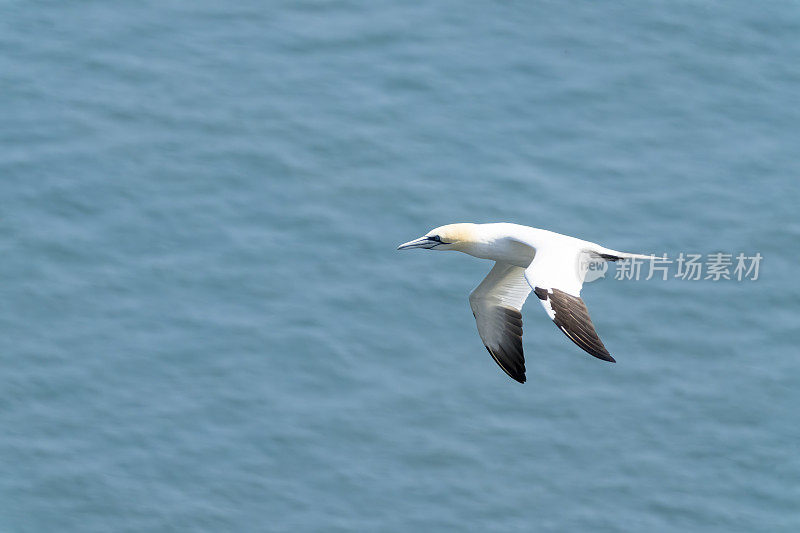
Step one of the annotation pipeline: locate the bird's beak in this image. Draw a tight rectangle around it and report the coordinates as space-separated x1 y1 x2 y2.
397 236 435 250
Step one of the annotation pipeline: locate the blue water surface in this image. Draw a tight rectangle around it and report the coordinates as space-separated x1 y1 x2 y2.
2 1 799 531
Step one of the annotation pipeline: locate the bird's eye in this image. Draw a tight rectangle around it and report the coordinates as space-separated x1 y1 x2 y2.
429 235 441 242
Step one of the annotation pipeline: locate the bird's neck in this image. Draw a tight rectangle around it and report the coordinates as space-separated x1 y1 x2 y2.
457 224 538 267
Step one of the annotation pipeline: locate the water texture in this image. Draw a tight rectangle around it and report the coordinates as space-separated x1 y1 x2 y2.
1 1 799 531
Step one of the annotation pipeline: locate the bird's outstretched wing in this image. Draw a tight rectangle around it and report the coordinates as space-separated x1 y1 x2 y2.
523 247 615 362
469 262 532 383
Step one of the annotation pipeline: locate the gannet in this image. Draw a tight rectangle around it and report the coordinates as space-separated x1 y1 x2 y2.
398 223 652 383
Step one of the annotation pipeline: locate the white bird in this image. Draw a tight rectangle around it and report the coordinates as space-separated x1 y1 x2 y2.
397 223 652 383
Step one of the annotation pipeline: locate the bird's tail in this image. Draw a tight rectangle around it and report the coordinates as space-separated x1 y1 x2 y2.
590 247 655 262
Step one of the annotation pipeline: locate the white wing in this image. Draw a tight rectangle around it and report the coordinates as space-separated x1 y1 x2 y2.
522 245 615 362
469 262 532 383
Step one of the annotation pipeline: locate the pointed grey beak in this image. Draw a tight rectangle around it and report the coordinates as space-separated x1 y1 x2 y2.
397 236 435 250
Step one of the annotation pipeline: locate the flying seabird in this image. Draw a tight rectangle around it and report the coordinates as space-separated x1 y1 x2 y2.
397 223 652 383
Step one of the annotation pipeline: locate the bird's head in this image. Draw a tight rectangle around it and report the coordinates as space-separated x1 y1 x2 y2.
397 223 478 252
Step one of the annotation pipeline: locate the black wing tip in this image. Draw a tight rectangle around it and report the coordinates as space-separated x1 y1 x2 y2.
586 342 615 363
557 322 616 363
548 289 618 363
506 367 527 384
597 352 616 363
485 345 526 384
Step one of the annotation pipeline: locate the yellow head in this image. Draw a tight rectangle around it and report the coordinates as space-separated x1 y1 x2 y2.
397 223 478 252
